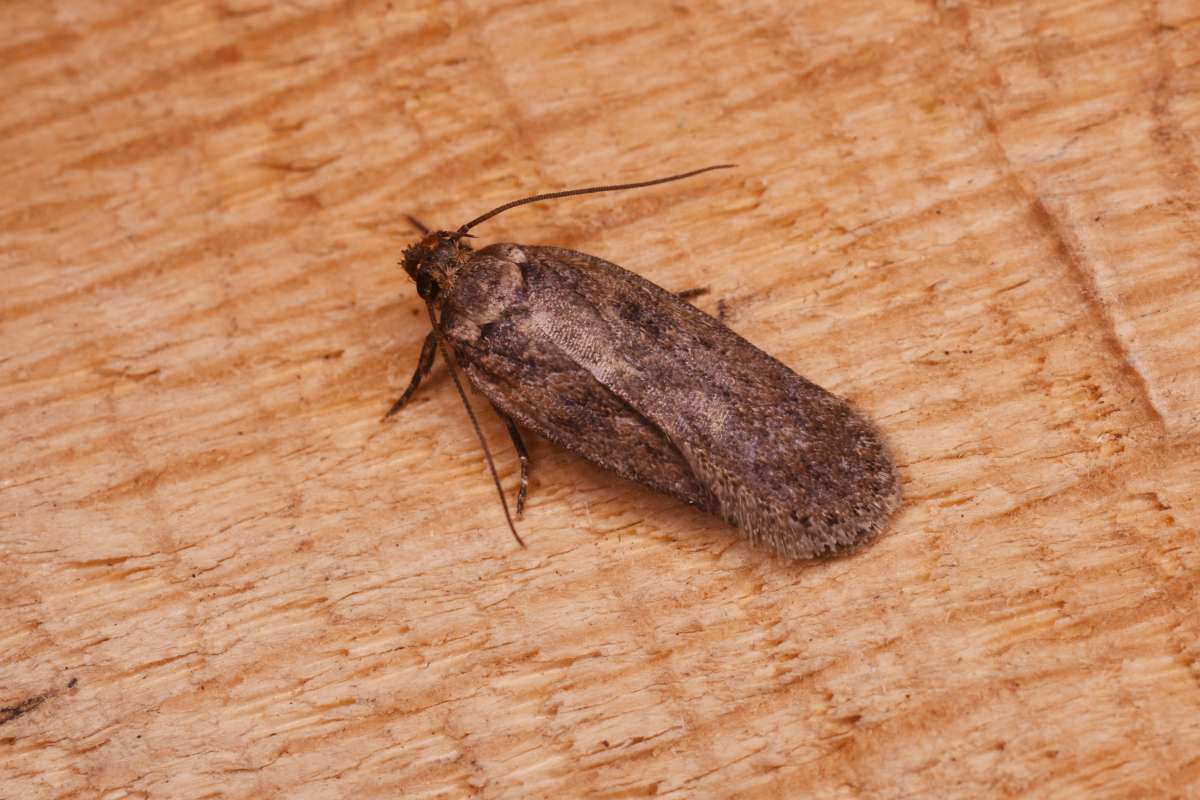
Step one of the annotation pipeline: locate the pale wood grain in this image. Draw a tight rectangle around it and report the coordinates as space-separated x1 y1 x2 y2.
2 1 1198 798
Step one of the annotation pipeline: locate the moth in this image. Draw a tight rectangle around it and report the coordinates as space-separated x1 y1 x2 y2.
386 166 900 559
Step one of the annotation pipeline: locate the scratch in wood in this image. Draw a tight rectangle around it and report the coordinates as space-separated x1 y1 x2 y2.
0 694 47 726
676 740 769 787
969 94 1168 432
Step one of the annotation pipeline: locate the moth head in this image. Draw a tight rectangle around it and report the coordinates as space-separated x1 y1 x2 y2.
398 165 734 304
401 231 470 302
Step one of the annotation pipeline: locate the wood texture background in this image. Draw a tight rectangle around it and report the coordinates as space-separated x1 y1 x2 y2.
3 1 1198 797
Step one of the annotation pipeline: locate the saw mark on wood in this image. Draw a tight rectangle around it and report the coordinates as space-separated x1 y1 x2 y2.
972 103 1169 434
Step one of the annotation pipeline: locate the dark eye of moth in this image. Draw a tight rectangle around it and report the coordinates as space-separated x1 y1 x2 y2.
416 272 439 300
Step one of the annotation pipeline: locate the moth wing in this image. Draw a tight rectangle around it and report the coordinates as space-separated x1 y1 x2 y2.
441 250 715 511
512 244 900 558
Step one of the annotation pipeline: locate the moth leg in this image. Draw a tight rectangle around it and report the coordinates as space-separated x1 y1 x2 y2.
494 409 530 518
383 331 437 420
679 287 733 321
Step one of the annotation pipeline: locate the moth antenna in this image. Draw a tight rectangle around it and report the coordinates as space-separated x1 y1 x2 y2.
457 164 736 234
405 214 431 235
425 300 525 548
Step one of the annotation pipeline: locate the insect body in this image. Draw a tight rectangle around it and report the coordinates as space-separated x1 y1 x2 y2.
388 167 900 559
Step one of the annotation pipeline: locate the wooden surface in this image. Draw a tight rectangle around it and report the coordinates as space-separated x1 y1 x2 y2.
3 1 1198 797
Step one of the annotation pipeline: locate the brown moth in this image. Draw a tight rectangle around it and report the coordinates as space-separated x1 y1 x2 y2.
386 166 900 559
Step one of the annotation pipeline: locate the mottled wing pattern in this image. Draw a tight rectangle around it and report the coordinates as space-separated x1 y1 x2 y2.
510 245 900 558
